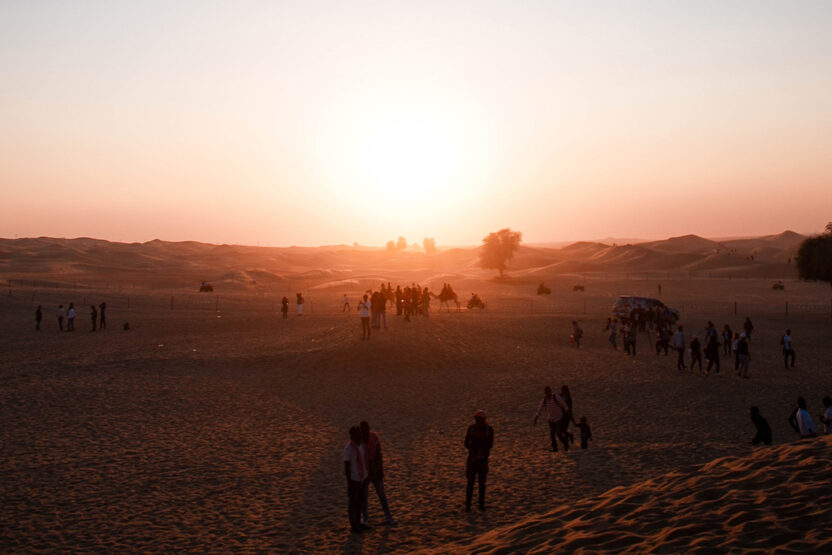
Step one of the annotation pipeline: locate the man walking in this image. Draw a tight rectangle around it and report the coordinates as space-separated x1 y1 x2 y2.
57 304 65 331
464 410 494 511
533 386 570 452
360 421 397 526
98 302 107 330
781 329 795 369
344 425 369 534
673 325 686 370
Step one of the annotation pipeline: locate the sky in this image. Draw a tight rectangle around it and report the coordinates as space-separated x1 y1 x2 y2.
1 1 831 247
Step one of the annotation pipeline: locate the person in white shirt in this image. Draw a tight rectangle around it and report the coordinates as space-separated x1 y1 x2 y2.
358 294 371 339
342 294 350 312
788 397 817 438
673 326 686 370
533 386 571 452
67 303 76 331
781 329 795 369
296 293 304 316
344 425 369 534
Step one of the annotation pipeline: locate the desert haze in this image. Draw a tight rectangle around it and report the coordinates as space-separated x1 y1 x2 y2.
2 231 831 553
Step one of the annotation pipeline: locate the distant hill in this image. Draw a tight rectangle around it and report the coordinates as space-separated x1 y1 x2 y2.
0 231 804 288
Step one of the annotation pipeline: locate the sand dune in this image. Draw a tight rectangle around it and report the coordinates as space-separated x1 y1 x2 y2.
455 435 832 553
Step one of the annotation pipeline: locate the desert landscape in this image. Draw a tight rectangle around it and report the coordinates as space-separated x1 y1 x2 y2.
2 234 831 552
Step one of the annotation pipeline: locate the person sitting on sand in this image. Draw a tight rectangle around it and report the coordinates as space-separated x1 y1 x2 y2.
533 386 570 452
820 397 832 435
578 416 592 449
817 397 832 435
360 421 397 526
344 425 369 534
788 397 817 438
750 406 772 446
465 410 494 511
358 294 371 340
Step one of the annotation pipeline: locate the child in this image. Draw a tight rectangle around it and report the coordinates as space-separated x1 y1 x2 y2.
578 416 592 449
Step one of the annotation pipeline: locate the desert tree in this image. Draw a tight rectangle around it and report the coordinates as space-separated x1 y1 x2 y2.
386 240 396 251
396 236 407 250
479 228 522 278
423 237 437 254
797 232 832 287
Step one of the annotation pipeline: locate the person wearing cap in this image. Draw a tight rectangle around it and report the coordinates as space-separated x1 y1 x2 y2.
344 425 369 534
534 386 571 452
673 326 686 371
464 410 494 511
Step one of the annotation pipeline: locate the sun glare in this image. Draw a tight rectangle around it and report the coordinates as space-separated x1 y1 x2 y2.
314 85 497 226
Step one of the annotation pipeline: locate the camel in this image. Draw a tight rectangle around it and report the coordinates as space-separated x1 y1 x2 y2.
431 284 461 313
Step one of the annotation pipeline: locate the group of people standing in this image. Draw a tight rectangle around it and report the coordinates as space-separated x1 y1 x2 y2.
38 302 106 332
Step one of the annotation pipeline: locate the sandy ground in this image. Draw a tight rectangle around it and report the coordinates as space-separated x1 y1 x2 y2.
1 279 831 552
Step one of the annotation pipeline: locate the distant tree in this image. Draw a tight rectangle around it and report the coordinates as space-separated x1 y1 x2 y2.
423 237 437 254
396 236 407 250
479 228 522 278
797 234 832 286
386 240 396 251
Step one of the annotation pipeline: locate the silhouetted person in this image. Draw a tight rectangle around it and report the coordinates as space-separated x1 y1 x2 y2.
90 305 97 332
67 303 76 331
560 385 577 445
788 397 817 438
571 321 583 349
344 425 368 534
35 305 42 331
534 386 569 452
750 407 772 446
673 326 686 370
296 293 304 315
360 421 396 526
704 334 720 374
578 416 592 449
820 397 832 435
342 294 350 312
57 304 65 331
743 317 754 341
465 410 493 511
281 297 289 319
722 324 733 356
98 302 106 330
690 336 702 372
736 333 750 378
358 294 371 339
781 329 795 369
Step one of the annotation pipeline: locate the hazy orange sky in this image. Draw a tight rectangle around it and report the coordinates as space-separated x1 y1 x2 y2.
1 2 831 246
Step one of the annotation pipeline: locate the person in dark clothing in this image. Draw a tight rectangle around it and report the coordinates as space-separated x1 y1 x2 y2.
98 302 106 330
90 305 98 332
560 385 578 445
344 425 368 534
360 421 396 526
743 317 754 341
281 297 289 319
655 326 669 356
578 416 592 449
722 325 732 357
465 410 494 512
690 336 702 372
750 407 772 446
704 334 720 374
57 304 64 331
35 305 42 331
